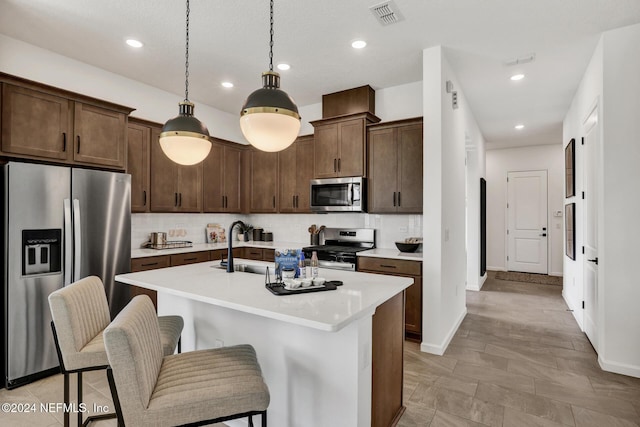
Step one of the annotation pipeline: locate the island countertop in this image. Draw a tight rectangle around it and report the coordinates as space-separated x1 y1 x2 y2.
115 260 413 332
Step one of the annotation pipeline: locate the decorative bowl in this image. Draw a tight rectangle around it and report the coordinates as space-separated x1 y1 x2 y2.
395 242 420 253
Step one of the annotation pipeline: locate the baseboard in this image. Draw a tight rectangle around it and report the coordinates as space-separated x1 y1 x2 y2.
598 355 640 378
549 272 563 277
479 273 487 289
562 289 583 330
487 266 506 272
420 307 467 356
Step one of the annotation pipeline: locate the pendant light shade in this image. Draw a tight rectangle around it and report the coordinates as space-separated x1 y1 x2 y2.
159 0 211 165
240 0 300 152
160 101 211 165
240 71 301 152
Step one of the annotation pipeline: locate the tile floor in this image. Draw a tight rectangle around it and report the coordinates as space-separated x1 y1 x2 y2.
1 276 639 426
399 277 640 427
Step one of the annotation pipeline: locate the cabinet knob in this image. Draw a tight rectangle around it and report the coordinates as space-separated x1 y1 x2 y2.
76 135 81 154
62 133 67 152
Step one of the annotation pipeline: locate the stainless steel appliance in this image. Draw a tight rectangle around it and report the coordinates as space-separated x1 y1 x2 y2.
310 177 366 212
302 228 375 271
1 162 131 388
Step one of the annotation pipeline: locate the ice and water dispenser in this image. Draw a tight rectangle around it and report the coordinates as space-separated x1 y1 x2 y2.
22 229 62 276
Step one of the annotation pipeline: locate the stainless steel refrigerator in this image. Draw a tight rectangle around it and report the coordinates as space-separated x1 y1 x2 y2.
1 162 131 388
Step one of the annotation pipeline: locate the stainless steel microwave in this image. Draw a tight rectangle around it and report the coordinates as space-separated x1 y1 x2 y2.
310 177 366 212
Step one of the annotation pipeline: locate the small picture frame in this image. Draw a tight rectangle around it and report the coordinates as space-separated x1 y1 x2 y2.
565 138 575 198
565 203 575 260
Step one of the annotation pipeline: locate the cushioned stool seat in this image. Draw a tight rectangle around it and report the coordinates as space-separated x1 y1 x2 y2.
48 276 183 427
104 295 270 427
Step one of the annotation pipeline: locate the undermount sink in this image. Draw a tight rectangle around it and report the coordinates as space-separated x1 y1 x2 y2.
214 262 268 275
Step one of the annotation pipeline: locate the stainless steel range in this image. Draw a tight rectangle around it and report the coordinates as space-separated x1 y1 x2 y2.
302 228 375 271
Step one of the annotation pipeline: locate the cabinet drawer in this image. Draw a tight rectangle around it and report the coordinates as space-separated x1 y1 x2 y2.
170 251 210 266
243 248 264 260
357 257 421 276
131 255 170 272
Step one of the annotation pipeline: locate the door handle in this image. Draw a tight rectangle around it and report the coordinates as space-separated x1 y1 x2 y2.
72 199 82 281
338 158 341 172
63 199 72 286
143 190 147 206
76 135 81 154
179 193 182 207
333 158 337 172
588 258 599 265
62 133 67 152
393 192 397 207
398 191 401 207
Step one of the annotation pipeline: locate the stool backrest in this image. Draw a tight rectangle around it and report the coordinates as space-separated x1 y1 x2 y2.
48 276 111 369
104 295 164 423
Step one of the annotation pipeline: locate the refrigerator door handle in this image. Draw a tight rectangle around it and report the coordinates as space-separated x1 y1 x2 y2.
63 199 73 286
73 199 82 281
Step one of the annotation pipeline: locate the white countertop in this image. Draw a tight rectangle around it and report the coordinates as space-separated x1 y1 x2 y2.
116 259 412 332
358 248 423 261
131 240 306 258
133 241 424 261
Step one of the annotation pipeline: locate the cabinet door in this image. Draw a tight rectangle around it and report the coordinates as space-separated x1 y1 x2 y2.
203 142 224 212
223 145 242 212
405 276 422 337
150 131 179 212
295 137 314 212
397 124 423 213
250 150 278 212
278 144 297 212
1 84 71 160
73 102 126 168
313 123 339 178
177 163 203 212
243 247 264 260
368 127 398 213
337 118 365 177
127 122 151 212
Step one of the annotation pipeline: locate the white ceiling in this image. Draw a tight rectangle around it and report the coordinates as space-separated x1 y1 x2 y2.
1 0 640 148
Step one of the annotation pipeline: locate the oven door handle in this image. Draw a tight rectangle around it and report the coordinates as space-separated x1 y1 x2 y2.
318 260 356 271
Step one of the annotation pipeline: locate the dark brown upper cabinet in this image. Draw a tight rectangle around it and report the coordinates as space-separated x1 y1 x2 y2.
0 74 132 170
310 112 380 179
278 135 314 213
203 138 242 213
368 118 423 213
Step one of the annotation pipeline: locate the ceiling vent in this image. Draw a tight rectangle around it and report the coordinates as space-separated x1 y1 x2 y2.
370 1 404 26
505 53 536 66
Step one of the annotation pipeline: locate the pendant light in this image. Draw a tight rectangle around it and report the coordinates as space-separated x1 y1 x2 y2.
159 0 211 165
240 0 301 152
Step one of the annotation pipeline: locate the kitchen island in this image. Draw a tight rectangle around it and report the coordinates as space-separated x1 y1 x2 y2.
116 259 412 427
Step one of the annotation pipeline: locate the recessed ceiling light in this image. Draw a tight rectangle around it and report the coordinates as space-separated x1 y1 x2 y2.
510 74 525 81
515 124 525 130
126 39 143 48
221 81 234 88
351 40 367 49
277 63 290 71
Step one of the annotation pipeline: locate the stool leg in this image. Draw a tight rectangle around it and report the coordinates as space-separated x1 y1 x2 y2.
262 411 267 427
77 371 83 427
63 372 69 427
248 415 254 427
178 336 182 354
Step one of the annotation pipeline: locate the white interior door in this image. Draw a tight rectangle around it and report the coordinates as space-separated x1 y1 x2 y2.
507 170 548 274
583 107 599 349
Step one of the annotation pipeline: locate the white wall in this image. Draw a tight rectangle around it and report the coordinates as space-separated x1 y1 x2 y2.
562 39 603 331
485 144 564 276
0 34 246 143
422 46 481 355
563 22 640 378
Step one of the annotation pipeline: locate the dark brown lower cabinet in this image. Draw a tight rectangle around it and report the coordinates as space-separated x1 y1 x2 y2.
358 256 423 342
372 292 405 427
130 255 171 309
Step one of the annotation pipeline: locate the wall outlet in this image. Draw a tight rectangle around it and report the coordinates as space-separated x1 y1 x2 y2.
214 339 224 348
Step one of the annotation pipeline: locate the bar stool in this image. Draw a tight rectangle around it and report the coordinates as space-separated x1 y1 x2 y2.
104 295 270 427
49 276 183 427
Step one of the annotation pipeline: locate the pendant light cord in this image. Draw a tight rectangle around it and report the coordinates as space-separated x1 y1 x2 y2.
269 0 274 72
184 0 191 101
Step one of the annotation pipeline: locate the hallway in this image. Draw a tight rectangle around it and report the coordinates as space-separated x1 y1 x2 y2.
399 276 640 426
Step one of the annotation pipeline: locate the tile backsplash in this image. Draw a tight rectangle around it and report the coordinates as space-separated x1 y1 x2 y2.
132 213 423 250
